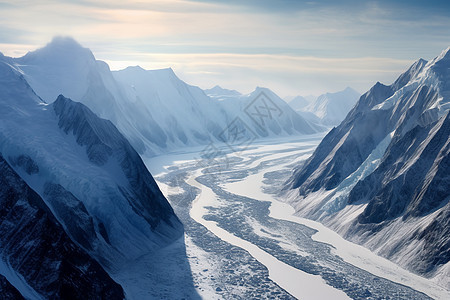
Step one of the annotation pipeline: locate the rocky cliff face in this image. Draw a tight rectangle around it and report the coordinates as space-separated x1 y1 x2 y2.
0 57 183 296
0 274 25 299
52 95 180 232
0 154 124 299
287 49 449 284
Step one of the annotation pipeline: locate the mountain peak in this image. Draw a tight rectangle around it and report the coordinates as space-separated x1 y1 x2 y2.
417 57 427 65
254 86 269 93
20 36 95 63
158 67 175 74
423 46 450 71
123 65 146 72
392 58 427 90
320 87 359 98
343 86 356 93
252 86 274 96
208 85 225 92
436 46 450 61
204 85 241 96
48 36 83 49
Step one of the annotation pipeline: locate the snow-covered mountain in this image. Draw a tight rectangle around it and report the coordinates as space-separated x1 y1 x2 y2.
0 58 183 296
113 69 322 147
206 86 323 137
14 37 157 155
113 66 229 150
0 154 124 299
204 85 241 98
287 95 311 111
287 88 360 126
10 37 321 157
308 87 360 126
286 48 450 286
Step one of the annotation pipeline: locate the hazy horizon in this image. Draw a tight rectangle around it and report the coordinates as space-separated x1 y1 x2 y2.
1 0 449 96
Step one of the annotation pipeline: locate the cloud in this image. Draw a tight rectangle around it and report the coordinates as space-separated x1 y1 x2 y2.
0 0 449 95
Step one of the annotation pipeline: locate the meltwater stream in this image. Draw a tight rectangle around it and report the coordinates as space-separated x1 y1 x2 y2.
147 136 446 299
188 171 350 300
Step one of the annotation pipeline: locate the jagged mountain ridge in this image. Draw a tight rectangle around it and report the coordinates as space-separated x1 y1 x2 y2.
206 86 323 136
112 62 322 142
286 87 361 126
286 47 450 285
204 85 241 97
0 154 124 299
15 37 161 155
290 58 429 194
308 87 361 126
0 58 183 296
112 66 228 147
11 37 322 157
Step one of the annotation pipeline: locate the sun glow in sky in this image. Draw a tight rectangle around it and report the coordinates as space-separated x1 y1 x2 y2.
1 0 449 96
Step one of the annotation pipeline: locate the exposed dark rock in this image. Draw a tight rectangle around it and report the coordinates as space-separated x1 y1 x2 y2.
0 154 124 299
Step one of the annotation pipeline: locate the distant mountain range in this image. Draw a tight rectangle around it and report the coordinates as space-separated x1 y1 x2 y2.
205 85 324 137
12 37 322 157
286 47 450 288
286 87 361 126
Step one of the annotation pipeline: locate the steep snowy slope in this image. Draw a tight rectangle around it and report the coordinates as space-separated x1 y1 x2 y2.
15 37 123 124
0 59 183 276
16 38 226 155
307 87 360 126
286 48 450 284
113 66 229 149
285 88 359 126
14 37 163 155
10 37 321 157
0 154 124 299
287 95 311 111
114 70 323 149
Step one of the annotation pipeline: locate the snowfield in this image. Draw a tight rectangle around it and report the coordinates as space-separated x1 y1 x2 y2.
146 135 449 299
188 170 350 300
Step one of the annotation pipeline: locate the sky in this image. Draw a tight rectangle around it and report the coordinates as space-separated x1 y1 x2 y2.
0 0 450 97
